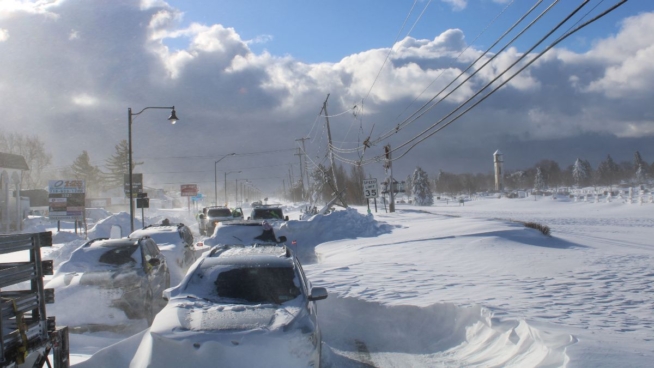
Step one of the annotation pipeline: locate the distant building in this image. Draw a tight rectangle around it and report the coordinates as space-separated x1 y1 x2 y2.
0 152 30 233
494 150 504 192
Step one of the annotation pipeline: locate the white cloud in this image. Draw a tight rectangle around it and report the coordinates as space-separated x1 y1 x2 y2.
71 93 97 106
441 0 467 11
245 34 273 45
0 0 65 19
0 29 8 41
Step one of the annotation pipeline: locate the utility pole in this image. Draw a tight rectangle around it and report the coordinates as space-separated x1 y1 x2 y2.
295 137 311 193
321 94 339 193
288 168 294 202
294 147 304 199
385 144 395 213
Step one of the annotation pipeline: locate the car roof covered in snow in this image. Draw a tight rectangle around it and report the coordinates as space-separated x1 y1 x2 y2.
84 238 140 248
202 245 292 268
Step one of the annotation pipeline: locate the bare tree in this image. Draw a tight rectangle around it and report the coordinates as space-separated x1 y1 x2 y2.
0 132 53 189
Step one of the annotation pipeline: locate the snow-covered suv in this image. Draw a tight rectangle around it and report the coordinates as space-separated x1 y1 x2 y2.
148 245 327 367
198 206 243 236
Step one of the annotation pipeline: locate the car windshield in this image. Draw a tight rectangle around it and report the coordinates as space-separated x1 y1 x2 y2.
208 208 232 217
253 208 283 219
216 267 300 304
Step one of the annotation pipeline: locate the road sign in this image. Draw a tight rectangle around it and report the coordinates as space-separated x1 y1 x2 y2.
363 178 379 199
181 184 198 197
124 173 143 194
136 198 149 208
48 180 86 220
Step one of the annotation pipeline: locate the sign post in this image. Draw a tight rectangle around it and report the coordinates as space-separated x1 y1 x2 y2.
362 178 379 213
181 184 198 214
48 180 86 235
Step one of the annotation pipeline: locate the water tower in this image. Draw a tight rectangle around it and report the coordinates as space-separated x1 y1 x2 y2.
494 150 504 191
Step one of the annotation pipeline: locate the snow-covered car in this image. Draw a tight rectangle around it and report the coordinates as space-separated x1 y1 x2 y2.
133 245 327 368
198 206 244 235
46 237 170 328
202 220 286 247
129 223 197 284
248 204 289 221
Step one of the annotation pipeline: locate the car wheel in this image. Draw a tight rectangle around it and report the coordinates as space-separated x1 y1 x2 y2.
145 289 155 326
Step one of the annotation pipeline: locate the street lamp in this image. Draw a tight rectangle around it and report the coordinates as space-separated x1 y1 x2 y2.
215 153 236 206
128 106 178 233
224 170 241 206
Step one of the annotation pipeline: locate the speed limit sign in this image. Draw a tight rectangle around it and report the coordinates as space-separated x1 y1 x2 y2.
363 179 379 198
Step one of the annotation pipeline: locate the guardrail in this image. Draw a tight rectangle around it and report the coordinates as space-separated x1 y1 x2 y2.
1 232 69 368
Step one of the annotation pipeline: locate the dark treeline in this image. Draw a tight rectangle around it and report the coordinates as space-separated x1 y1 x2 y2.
287 151 653 204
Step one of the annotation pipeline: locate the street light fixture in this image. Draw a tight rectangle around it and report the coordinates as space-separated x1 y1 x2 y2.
224 170 241 206
128 106 178 233
215 153 236 206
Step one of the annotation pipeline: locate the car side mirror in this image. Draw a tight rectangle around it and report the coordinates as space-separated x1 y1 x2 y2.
199 214 204 219
284 216 289 221
196 241 204 248
163 288 171 301
148 258 161 267
278 236 287 243
308 287 328 301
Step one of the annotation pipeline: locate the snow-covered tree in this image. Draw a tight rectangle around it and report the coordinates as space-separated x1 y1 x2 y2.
308 164 329 205
405 174 413 197
572 158 589 187
534 167 546 191
411 167 433 206
635 164 647 184
597 154 619 186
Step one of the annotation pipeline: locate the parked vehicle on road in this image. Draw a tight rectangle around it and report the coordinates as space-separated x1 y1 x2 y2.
129 223 197 284
248 204 289 221
46 237 170 328
202 220 286 247
198 206 244 236
137 245 327 368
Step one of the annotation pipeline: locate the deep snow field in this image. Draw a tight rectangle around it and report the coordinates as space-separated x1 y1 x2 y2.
11 195 654 367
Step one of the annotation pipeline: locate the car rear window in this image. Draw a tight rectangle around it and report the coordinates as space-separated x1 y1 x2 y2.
253 208 283 219
215 267 300 304
208 208 232 217
98 245 140 266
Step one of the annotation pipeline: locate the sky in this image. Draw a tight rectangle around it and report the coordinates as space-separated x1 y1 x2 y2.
1 0 653 195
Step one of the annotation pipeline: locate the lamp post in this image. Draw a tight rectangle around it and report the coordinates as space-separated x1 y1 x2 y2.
224 170 241 206
128 106 178 233
215 153 236 206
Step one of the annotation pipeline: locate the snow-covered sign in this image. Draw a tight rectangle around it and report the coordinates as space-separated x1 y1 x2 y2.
363 178 379 198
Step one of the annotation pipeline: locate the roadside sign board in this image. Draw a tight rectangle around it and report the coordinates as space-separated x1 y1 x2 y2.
181 184 198 197
363 179 379 199
48 180 86 220
124 173 143 195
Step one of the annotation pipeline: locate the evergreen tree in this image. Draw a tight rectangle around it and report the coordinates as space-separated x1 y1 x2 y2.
411 167 433 206
635 164 647 184
597 154 620 186
71 151 103 196
104 140 142 189
405 174 413 197
581 159 593 185
534 167 546 191
572 158 589 187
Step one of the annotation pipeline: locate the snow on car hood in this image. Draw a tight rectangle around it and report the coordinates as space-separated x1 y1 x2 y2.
151 298 303 335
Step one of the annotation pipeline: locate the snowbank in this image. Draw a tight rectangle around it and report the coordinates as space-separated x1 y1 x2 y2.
87 212 140 240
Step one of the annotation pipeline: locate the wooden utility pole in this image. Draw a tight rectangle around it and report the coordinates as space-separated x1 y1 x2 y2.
321 94 339 193
385 144 395 213
294 147 304 199
295 137 311 191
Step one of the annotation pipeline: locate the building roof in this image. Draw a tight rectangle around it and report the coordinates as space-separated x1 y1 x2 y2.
0 152 29 171
493 150 502 155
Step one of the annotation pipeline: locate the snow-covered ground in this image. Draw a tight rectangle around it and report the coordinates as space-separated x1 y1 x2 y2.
11 197 653 367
